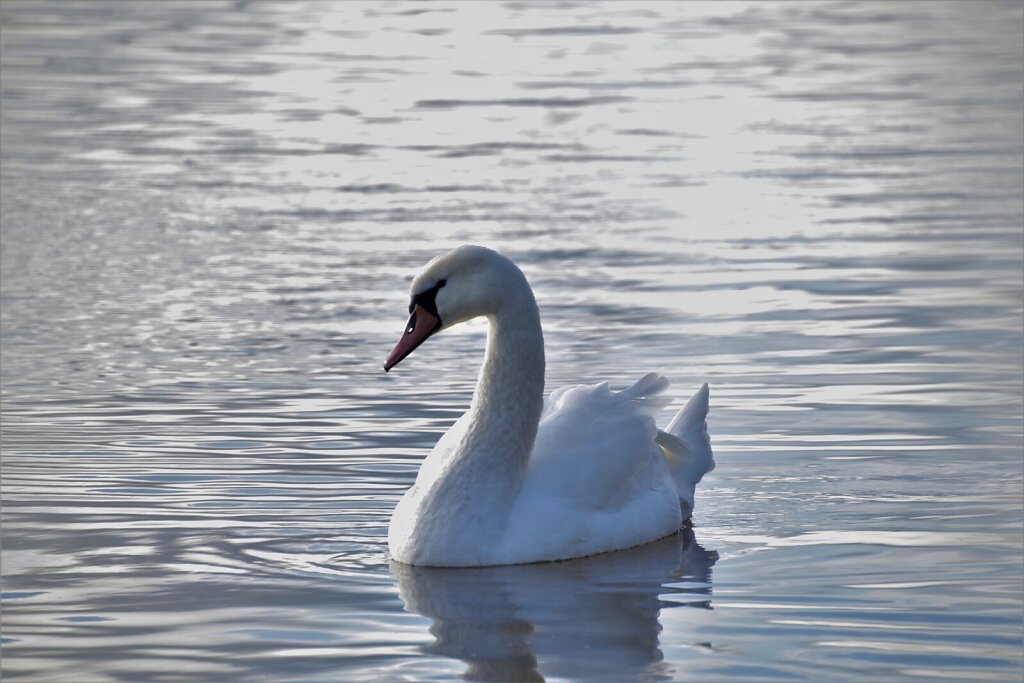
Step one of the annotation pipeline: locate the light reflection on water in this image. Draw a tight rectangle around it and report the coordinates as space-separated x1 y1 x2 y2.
2 1 1022 681
392 530 717 683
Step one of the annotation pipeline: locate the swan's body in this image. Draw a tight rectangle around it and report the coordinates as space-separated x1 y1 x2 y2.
385 246 714 567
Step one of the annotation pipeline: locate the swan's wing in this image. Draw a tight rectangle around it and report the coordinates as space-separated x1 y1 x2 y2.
498 377 684 563
528 377 714 517
620 372 671 408
526 378 672 511
540 372 670 419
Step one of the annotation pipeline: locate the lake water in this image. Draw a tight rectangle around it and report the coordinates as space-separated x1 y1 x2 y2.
2 1 1022 681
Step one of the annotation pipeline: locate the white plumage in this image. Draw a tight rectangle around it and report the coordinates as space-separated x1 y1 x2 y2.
385 245 714 566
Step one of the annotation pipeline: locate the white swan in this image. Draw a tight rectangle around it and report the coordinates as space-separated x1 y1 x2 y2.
384 245 714 567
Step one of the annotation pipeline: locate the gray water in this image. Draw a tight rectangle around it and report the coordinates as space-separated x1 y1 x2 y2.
2 1 1022 681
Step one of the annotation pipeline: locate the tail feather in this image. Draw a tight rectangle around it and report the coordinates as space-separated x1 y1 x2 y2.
657 383 714 519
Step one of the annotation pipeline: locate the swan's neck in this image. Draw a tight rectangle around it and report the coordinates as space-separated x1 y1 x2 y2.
428 281 545 516
467 297 546 475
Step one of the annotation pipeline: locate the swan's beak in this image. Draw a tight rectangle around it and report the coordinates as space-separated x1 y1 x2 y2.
384 304 441 372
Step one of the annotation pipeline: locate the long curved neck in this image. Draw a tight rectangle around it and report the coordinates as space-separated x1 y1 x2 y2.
438 275 545 507
470 295 546 468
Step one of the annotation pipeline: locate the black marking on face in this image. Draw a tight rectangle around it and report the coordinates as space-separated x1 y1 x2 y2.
409 279 446 318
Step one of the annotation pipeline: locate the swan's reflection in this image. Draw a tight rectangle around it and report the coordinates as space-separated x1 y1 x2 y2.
391 527 718 682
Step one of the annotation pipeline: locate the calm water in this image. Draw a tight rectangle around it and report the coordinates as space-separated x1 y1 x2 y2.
2 1 1022 681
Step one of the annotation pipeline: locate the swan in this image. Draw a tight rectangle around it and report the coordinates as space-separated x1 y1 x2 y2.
384 245 714 567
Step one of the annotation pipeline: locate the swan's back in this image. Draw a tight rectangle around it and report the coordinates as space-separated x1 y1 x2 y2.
494 377 713 564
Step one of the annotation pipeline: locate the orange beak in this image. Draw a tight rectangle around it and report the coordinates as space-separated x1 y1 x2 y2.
384 304 441 372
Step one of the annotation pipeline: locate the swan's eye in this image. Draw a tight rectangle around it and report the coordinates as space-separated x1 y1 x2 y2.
410 279 447 319
405 311 417 335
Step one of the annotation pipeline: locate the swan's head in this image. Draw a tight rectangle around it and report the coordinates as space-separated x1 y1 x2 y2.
384 245 525 371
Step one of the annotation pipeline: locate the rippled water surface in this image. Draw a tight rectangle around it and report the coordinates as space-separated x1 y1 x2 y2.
2 2 1022 681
